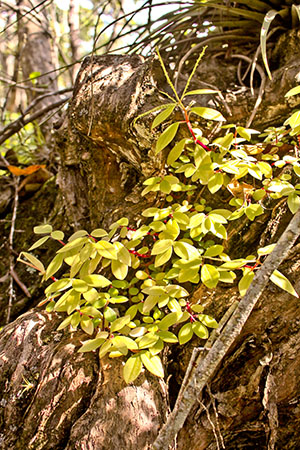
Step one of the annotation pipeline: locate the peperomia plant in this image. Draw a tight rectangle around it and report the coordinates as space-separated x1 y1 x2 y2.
18 52 300 383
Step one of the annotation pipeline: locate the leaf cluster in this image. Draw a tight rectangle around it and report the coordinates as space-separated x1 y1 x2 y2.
20 56 300 384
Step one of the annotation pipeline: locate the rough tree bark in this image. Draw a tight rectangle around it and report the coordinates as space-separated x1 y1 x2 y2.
1 29 300 449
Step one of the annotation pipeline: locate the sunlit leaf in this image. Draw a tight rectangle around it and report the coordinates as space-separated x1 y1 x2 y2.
140 352 164 378
178 323 193 344
29 236 50 251
190 107 225 121
78 338 106 352
82 274 111 287
201 264 220 289
123 354 143 383
152 104 176 129
270 270 298 298
192 322 209 339
155 122 180 154
34 224 53 234
238 270 255 297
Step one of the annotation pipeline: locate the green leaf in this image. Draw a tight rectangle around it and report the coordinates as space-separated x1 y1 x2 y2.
208 172 223 194
218 270 236 283
110 315 131 332
99 340 113 358
270 270 299 298
116 244 131 266
111 259 128 280
72 279 89 293
34 224 53 234
167 139 186 166
201 264 220 289
287 192 300 214
160 179 172 194
142 296 159 313
192 322 209 339
80 316 94 335
18 252 45 274
257 244 276 256
204 245 224 257
157 331 178 343
57 237 87 253
78 338 106 352
45 253 64 280
198 314 218 328
29 236 49 251
238 270 255 297
220 259 248 269
158 312 181 330
123 355 143 384
57 315 72 331
285 85 300 97
104 306 117 322
45 278 71 295
82 274 111 287
190 107 225 122
154 247 173 268
189 213 205 229
95 240 118 259
113 336 138 351
184 89 218 96
140 352 164 378
90 228 108 238
178 323 193 344
51 230 64 241
152 104 176 129
155 122 180 154
152 239 173 255
138 333 159 349
80 306 101 318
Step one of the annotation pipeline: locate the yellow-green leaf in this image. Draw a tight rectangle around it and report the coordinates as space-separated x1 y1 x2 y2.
192 322 209 339
140 352 164 378
167 139 186 166
201 264 220 288
178 323 193 344
34 224 53 234
51 230 64 241
110 315 131 332
45 253 64 280
155 122 180 154
270 270 298 298
80 316 94 335
29 236 49 251
18 252 45 274
78 337 106 352
111 259 128 280
190 107 225 121
238 270 255 297
123 355 143 384
81 274 111 287
152 104 176 129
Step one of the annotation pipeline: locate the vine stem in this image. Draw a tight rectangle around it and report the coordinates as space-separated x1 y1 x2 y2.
152 208 300 450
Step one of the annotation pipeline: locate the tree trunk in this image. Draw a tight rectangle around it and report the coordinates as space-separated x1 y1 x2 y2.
1 30 300 449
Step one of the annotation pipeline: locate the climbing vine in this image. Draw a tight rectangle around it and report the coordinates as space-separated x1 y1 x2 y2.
19 51 300 383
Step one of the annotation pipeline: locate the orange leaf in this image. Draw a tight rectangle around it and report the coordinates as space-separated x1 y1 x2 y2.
7 164 46 176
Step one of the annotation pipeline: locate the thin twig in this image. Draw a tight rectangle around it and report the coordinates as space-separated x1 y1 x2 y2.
0 96 70 146
152 209 300 449
6 174 19 324
231 54 266 128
